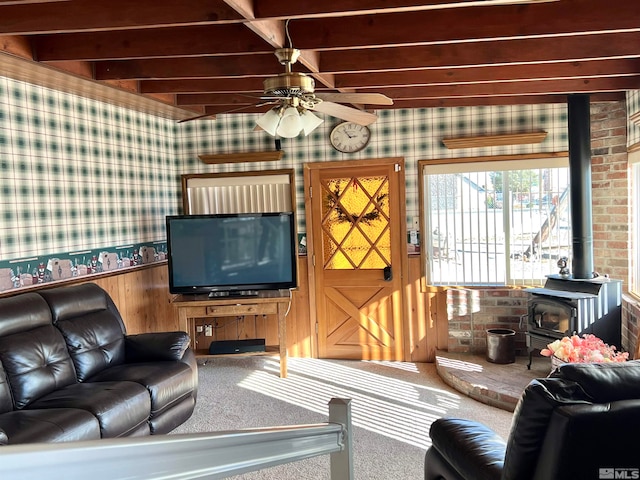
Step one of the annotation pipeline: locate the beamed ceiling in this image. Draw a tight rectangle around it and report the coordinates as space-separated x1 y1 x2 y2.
0 0 638 122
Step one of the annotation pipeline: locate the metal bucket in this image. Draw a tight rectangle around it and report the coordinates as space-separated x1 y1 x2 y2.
486 328 516 364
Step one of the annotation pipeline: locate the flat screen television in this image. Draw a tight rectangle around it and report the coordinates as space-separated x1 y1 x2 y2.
166 212 297 296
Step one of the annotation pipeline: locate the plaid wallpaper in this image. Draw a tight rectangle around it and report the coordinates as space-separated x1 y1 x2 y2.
0 77 180 288
0 74 573 290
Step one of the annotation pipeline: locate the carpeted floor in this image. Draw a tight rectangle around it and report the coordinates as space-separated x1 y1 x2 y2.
171 356 514 479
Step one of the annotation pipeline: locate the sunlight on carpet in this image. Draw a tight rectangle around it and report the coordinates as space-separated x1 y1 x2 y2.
435 355 484 372
237 358 463 450
362 360 421 373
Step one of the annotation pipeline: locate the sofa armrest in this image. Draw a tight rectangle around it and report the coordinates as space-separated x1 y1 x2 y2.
125 332 191 363
426 418 506 480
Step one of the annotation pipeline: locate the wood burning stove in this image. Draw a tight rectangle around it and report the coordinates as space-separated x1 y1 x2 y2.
525 275 622 368
524 94 623 368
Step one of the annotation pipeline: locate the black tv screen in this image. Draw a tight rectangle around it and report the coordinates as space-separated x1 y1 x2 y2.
166 213 297 296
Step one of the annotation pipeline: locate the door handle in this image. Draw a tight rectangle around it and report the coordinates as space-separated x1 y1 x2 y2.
383 266 393 281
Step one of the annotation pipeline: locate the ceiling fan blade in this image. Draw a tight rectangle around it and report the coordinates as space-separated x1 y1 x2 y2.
315 92 393 105
311 101 378 126
177 101 278 124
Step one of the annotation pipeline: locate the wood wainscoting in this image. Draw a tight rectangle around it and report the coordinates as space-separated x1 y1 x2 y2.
0 256 448 362
406 255 447 363
94 256 448 363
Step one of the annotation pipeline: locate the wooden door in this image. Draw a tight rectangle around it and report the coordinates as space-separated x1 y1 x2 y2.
305 159 405 360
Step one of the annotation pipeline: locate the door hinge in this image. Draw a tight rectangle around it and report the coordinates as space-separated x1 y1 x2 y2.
309 186 312 198
395 163 401 172
312 253 316 267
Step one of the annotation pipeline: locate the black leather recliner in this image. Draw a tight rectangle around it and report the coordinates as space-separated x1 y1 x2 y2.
425 360 640 480
0 283 197 445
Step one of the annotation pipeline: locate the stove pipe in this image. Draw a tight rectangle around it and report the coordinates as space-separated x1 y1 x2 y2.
567 94 594 279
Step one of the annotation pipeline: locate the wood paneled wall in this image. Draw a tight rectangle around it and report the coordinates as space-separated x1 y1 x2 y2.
405 255 447 362
3 256 447 362
92 264 178 334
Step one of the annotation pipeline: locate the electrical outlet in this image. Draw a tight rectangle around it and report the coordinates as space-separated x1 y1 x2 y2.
205 325 213 336
196 325 204 333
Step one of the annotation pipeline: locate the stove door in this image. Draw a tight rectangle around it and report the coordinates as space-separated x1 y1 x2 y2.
529 298 576 336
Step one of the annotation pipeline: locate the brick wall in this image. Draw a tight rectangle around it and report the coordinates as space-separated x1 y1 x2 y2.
447 288 529 355
446 100 637 358
590 101 629 283
591 100 637 358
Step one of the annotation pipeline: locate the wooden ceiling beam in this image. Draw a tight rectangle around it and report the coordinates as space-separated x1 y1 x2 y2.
383 92 625 108
319 32 640 72
51 60 95 80
33 24 274 62
94 54 284 80
285 0 639 50
253 0 559 19
0 0 245 35
0 34 33 60
176 93 261 106
376 76 640 99
0 0 71 4
140 78 265 94
334 59 640 89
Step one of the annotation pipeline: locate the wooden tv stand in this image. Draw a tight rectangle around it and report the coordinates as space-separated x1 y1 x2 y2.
171 291 291 378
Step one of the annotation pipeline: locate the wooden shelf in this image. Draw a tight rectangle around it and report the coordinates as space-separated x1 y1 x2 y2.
194 345 279 358
442 131 548 149
198 151 284 164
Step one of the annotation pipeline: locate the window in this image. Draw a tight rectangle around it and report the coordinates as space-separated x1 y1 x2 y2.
420 155 570 286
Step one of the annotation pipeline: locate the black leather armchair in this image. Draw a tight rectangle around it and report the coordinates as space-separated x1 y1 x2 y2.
425 360 640 480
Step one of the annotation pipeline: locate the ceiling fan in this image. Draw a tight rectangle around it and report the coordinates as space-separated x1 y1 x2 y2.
179 21 393 137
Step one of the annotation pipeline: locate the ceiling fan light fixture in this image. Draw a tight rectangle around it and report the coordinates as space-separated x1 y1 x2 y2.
300 109 324 136
276 106 303 138
256 108 281 136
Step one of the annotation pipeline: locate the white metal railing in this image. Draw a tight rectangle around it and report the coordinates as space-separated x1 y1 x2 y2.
0 398 353 480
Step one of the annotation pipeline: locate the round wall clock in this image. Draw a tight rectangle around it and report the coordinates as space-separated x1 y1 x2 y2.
329 122 371 153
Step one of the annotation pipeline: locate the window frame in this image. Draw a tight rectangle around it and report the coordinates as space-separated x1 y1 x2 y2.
629 149 640 297
418 152 570 288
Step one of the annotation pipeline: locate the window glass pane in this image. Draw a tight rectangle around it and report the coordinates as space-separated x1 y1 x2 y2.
321 175 389 270
423 160 570 286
